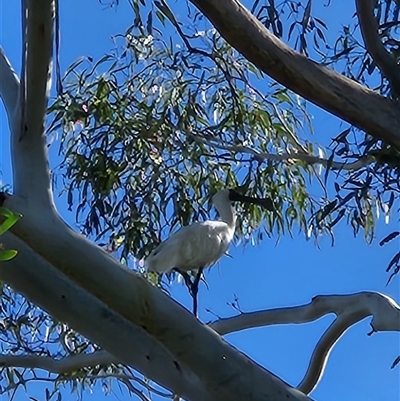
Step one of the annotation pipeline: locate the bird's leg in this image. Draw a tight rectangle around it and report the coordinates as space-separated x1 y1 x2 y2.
173 268 203 317
175 269 194 291
191 267 203 317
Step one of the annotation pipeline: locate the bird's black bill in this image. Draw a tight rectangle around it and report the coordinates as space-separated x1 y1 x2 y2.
229 189 274 211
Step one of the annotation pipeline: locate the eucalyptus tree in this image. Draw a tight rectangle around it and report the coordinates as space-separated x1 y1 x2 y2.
0 1 399 401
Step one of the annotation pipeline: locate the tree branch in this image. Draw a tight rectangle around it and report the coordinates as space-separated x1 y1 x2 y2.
0 352 172 397
0 356 171 401
0 232 211 401
210 292 400 394
11 0 55 207
254 151 373 171
23 0 54 140
0 48 20 124
356 0 400 95
2 194 313 401
188 0 400 149
0 354 172 399
0 351 116 374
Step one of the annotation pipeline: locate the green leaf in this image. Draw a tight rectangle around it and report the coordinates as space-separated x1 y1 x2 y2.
155 10 166 26
0 249 18 261
0 208 21 235
379 231 400 247
154 1 178 27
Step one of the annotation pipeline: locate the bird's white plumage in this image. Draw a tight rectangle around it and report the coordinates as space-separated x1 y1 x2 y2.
145 189 236 273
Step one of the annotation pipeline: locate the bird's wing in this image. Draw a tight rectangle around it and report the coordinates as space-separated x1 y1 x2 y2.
145 224 202 272
165 222 231 269
145 221 231 273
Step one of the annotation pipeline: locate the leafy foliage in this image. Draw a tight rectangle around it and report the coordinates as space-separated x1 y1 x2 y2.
47 0 400 271
49 23 321 263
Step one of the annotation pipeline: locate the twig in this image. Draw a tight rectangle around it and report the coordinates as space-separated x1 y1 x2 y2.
194 133 374 171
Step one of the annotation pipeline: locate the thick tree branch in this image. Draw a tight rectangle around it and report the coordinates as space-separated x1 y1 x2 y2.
0 232 211 401
0 48 20 124
188 0 400 149
356 0 400 95
11 0 55 207
210 292 400 394
2 194 313 401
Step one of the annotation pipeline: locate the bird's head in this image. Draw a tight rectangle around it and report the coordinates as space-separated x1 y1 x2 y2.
212 188 274 210
229 189 274 210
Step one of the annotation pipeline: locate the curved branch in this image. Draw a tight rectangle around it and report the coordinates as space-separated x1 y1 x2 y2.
210 292 400 394
297 314 361 394
188 0 400 149
196 134 374 171
0 351 116 374
0 354 171 398
255 152 373 171
0 48 20 125
356 0 400 95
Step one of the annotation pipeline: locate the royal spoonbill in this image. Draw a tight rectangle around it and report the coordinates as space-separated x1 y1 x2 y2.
146 189 273 315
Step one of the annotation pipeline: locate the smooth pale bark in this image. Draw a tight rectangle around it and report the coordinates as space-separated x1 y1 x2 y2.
198 135 375 170
0 49 19 121
210 293 400 335
188 0 400 149
211 292 400 393
12 0 55 205
3 194 313 401
0 233 211 401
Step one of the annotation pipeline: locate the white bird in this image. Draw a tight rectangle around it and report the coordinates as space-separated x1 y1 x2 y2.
145 188 273 315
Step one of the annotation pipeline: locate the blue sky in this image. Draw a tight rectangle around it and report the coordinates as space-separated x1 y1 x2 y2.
1 1 399 401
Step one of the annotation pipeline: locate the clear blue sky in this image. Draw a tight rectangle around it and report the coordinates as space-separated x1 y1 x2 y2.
1 1 399 401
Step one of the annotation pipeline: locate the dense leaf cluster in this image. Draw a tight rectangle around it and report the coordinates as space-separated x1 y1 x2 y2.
49 25 318 263
46 0 400 273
